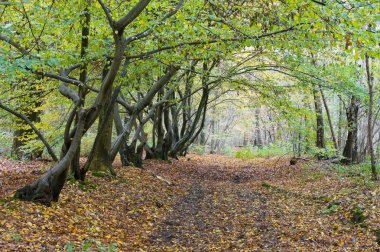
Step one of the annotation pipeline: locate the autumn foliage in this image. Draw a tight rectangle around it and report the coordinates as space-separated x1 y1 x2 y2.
1 155 379 251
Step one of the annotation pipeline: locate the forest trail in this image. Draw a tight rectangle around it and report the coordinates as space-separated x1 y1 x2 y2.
145 155 379 251
148 156 282 251
1 155 380 251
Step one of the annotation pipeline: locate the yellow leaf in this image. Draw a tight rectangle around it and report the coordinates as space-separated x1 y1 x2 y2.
354 51 359 61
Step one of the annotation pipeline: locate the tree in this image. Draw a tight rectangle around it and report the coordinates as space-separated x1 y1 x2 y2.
365 54 377 180
1 0 377 208
342 96 360 163
12 0 168 205
313 87 325 149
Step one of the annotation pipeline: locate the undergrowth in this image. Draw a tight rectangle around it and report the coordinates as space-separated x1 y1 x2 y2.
234 144 289 159
328 163 379 188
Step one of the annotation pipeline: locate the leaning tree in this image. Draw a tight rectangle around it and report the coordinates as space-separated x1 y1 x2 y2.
2 0 186 205
0 0 353 205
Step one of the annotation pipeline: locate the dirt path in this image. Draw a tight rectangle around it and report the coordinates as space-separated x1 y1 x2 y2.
143 155 380 251
146 156 291 251
1 155 379 251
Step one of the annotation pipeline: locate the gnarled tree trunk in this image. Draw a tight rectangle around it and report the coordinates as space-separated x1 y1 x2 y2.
14 109 86 206
87 85 116 176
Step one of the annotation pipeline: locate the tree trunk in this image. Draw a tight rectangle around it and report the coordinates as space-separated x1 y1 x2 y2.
365 54 377 180
109 66 178 163
87 62 116 176
170 83 209 157
313 87 325 149
171 92 180 145
113 104 129 166
210 116 216 154
12 82 43 160
88 100 115 175
342 96 359 163
155 99 165 159
253 107 263 148
12 107 43 160
163 103 173 160
320 88 338 150
71 0 91 179
338 99 343 150
14 1 147 203
14 109 86 206
86 86 116 176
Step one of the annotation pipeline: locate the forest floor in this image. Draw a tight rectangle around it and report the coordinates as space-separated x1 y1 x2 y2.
0 154 380 251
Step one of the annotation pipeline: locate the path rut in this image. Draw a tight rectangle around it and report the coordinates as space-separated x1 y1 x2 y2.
147 157 284 251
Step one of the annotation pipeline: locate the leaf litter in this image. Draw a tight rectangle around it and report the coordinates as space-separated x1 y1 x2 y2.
0 155 379 251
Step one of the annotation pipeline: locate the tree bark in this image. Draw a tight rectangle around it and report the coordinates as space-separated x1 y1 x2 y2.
253 107 263 148
342 96 359 163
87 85 116 176
210 114 216 154
313 87 325 149
81 87 120 178
113 104 129 166
155 92 165 159
14 109 86 206
365 54 377 180
71 0 91 179
83 58 117 176
170 62 210 157
13 0 178 205
109 66 178 162
338 99 343 150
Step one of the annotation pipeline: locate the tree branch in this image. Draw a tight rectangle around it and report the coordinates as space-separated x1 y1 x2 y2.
311 0 326 6
36 71 83 86
0 102 58 162
114 0 152 31
125 25 299 60
135 65 179 111
97 0 114 28
124 0 184 43
0 35 29 55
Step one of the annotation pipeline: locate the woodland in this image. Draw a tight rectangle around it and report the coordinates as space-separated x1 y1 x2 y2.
0 0 379 251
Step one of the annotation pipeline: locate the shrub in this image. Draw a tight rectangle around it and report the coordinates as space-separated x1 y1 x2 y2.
221 146 234 156
307 146 336 160
189 144 206 154
235 144 289 159
235 146 255 159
